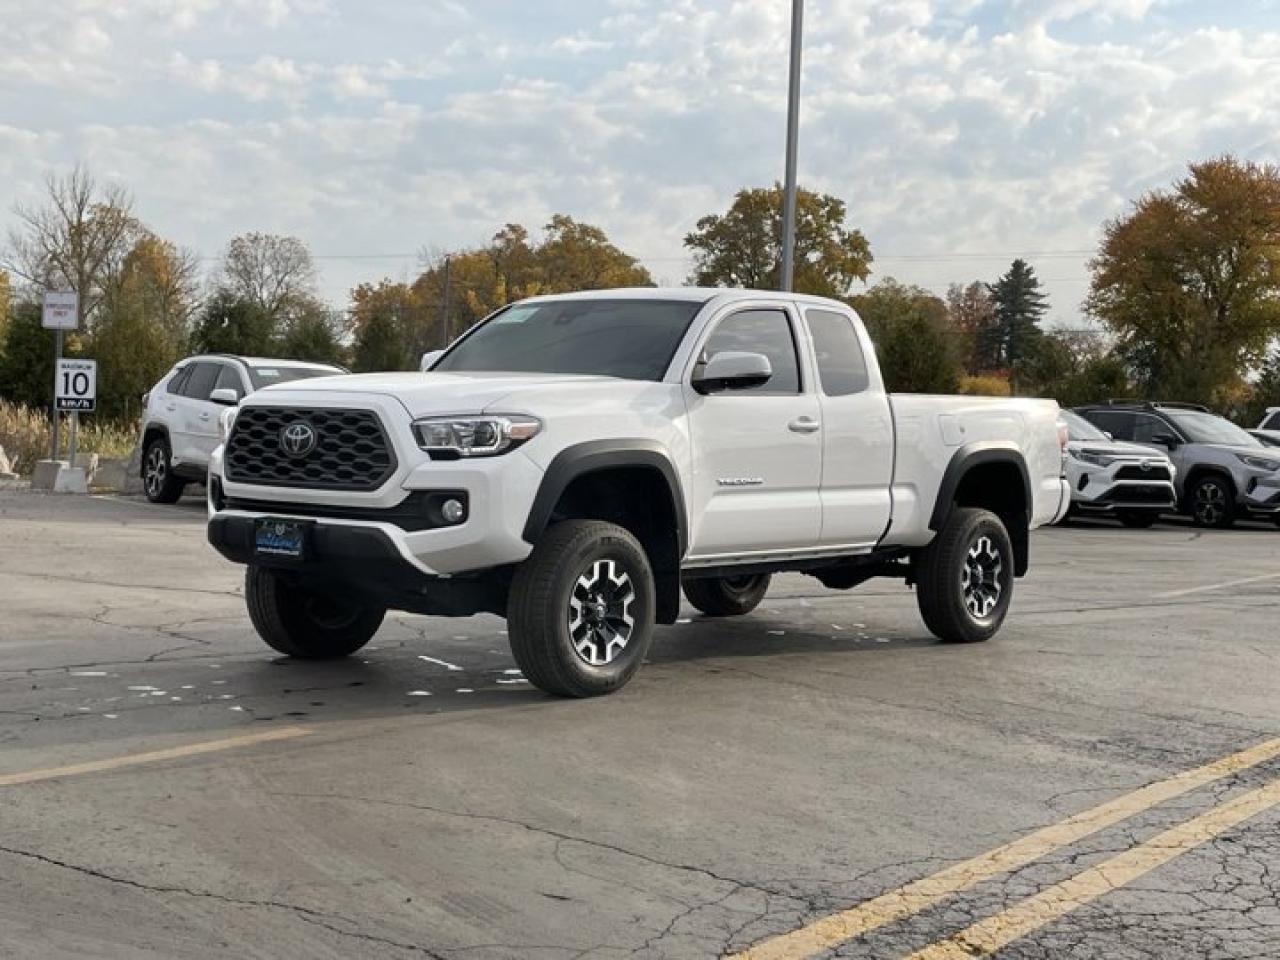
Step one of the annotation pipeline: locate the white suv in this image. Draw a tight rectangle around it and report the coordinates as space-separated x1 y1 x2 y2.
139 355 344 503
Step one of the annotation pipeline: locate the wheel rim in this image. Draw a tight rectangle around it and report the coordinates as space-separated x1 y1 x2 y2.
960 535 1004 621
1194 481 1225 525
721 574 761 598
568 558 636 666
144 447 165 498
303 593 363 630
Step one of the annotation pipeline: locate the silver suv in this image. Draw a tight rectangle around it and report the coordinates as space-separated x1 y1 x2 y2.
139 355 344 503
1076 402 1280 528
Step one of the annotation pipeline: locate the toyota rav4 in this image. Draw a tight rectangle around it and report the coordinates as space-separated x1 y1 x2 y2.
208 289 1070 696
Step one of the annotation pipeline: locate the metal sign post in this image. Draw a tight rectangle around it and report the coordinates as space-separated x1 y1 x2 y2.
42 291 79 461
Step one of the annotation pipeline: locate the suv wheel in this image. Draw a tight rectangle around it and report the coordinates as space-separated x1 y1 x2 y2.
245 566 385 658
142 437 187 504
916 507 1014 644
1117 511 1158 529
1188 475 1235 529
682 574 771 616
508 520 655 698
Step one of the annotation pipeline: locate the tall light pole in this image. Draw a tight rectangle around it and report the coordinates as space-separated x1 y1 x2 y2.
779 0 804 292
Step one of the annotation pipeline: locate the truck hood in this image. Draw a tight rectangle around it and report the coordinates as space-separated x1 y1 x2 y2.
255 371 620 418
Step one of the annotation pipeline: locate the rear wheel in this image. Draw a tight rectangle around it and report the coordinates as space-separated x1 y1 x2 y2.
1118 511 1159 529
142 438 186 504
1188 475 1235 529
916 507 1014 644
245 566 384 658
508 520 656 698
682 574 771 616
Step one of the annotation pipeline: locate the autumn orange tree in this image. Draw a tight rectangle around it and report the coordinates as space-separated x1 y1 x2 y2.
1087 156 1280 406
684 185 872 298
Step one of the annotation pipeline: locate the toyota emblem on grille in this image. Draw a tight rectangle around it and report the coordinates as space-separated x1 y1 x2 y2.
279 421 318 458
1140 460 1153 472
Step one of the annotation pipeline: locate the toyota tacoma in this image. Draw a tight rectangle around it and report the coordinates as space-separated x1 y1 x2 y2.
208 288 1070 696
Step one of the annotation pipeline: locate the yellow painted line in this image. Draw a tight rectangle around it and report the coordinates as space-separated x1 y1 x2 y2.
730 737 1280 960
0 726 313 787
909 775 1280 959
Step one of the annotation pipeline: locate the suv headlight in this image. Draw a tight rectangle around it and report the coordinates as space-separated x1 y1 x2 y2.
1073 450 1117 468
1236 452 1280 472
412 415 541 458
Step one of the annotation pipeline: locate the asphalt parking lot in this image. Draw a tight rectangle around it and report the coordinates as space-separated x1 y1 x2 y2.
2 489 1278 960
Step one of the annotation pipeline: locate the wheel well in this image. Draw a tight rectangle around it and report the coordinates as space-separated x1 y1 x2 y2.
545 466 683 624
951 462 1030 576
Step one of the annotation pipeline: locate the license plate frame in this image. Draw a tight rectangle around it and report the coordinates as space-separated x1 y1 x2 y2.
253 518 312 561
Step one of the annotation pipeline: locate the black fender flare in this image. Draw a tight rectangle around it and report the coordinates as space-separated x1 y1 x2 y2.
522 439 688 557
930 442 1032 576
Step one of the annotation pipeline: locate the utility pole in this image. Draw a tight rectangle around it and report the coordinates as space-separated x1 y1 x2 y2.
439 255 451 349
779 0 804 292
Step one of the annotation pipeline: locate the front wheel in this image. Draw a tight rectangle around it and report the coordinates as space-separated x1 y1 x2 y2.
682 574 771 616
916 507 1014 644
1118 511 1159 529
1188 475 1235 529
245 566 385 658
508 520 655 698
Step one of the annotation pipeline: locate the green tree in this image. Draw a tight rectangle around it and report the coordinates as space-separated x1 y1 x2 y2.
1015 331 1129 407
0 300 68 408
352 308 411 373
850 280 963 393
685 185 872 297
1244 350 1280 427
190 290 275 356
1087 156 1280 407
991 259 1048 372
278 301 346 365
0 271 10 358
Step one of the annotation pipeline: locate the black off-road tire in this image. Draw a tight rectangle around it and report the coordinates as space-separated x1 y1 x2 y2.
142 437 186 504
916 507 1014 644
507 520 655 698
682 574 771 616
1118 511 1159 529
245 566 385 659
1187 474 1236 529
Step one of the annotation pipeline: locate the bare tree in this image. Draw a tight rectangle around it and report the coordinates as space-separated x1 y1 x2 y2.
4 163 137 326
219 232 316 321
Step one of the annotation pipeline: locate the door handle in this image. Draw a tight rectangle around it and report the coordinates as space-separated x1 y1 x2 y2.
788 417 820 434
199 412 211 421
165 404 176 412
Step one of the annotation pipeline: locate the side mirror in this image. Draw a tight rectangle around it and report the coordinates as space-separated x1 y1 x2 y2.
209 387 240 406
421 350 443 372
692 351 772 395
1151 432 1180 449
1104 432 1114 441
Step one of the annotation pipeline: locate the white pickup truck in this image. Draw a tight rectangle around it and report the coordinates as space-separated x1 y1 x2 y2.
208 288 1070 696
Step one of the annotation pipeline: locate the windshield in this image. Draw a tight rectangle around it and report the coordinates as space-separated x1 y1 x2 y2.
249 366 342 390
1165 410 1260 446
433 299 706 381
1062 410 1108 442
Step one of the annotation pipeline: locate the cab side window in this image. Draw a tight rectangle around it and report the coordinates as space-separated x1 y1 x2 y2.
701 309 801 395
214 364 245 401
806 309 869 396
1085 410 1134 440
1130 414 1171 444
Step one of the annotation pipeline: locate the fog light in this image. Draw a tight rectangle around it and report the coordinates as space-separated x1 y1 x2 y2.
441 498 466 524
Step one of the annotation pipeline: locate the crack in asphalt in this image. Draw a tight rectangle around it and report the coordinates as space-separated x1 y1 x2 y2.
0 843 448 958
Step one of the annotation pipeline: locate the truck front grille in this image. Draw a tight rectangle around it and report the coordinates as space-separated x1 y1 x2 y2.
224 406 396 491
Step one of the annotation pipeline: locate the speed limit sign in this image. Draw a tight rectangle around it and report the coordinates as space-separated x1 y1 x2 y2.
56 359 97 412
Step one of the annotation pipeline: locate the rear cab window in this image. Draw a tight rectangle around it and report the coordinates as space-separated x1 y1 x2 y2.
806 309 869 396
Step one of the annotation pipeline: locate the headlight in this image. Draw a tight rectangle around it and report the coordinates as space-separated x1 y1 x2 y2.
1072 450 1117 468
1236 453 1280 472
218 407 239 442
412 415 541 458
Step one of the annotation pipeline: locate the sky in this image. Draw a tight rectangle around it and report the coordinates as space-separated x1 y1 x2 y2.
2 0 1279 327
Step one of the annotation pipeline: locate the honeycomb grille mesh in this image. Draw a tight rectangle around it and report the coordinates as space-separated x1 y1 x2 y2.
224 407 396 490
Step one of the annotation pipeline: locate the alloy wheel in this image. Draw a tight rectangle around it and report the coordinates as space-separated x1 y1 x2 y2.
144 446 166 499
1194 481 1226 526
960 535 1004 620
568 558 637 666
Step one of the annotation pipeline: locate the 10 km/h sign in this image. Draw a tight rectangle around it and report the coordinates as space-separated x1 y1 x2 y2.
56 359 97 412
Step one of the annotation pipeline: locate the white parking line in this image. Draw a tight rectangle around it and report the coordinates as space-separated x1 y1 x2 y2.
418 655 464 671
1155 571 1280 599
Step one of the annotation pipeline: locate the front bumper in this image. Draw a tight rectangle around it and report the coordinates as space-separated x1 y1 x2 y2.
1068 461 1177 513
1240 477 1280 515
